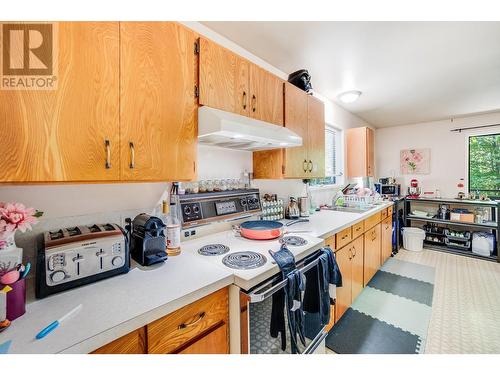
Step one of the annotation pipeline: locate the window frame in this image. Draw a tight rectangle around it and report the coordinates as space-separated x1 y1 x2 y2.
466 132 500 198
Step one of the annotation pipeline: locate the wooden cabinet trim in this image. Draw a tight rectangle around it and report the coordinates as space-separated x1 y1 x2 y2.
91 327 147 354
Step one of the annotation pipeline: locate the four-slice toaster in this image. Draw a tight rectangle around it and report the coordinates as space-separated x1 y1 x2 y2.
36 223 130 298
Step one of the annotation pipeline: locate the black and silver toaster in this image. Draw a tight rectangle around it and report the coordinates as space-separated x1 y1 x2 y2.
126 214 167 266
36 223 130 299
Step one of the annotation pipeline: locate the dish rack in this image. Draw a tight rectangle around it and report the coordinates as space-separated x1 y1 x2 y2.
343 195 375 208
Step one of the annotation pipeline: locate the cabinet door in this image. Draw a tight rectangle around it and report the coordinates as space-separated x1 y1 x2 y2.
0 22 120 182
120 22 197 181
91 327 146 354
306 95 325 178
345 126 368 178
249 64 283 125
363 223 381 285
334 245 352 323
381 217 393 264
366 127 375 177
199 37 249 116
176 324 229 354
283 83 308 178
350 235 365 302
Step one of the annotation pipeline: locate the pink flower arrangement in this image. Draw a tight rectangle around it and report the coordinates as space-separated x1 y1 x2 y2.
0 202 43 247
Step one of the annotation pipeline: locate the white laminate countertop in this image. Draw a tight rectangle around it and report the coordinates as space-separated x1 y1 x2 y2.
1 252 234 354
0 200 393 354
283 201 395 239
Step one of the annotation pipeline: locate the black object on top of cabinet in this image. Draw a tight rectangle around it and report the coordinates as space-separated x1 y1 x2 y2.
126 214 167 266
288 70 313 94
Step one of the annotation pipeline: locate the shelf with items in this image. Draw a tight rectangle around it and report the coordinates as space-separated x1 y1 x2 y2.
404 197 498 262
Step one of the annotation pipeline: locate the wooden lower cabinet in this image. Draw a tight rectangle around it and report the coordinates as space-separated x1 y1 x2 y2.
350 236 365 302
176 324 228 354
381 216 393 265
91 288 229 354
334 244 352 323
364 224 382 285
91 327 146 354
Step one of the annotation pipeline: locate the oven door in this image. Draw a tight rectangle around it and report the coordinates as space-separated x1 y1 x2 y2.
239 254 329 354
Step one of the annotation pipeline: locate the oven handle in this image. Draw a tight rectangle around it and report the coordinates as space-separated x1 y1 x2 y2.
247 256 321 303
303 329 329 354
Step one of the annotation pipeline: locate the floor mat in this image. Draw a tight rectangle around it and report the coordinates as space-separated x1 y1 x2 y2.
325 308 422 354
326 258 435 354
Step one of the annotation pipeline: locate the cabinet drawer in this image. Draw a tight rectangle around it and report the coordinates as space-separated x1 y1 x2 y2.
325 235 336 250
387 205 394 216
336 227 352 249
364 212 381 230
147 288 229 354
381 208 388 220
351 221 364 239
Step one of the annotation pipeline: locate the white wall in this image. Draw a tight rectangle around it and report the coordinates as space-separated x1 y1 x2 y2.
375 111 500 198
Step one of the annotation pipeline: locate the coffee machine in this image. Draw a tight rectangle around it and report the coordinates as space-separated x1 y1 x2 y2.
407 179 422 198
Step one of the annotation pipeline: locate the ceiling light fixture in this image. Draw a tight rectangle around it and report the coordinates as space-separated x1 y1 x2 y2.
338 90 362 104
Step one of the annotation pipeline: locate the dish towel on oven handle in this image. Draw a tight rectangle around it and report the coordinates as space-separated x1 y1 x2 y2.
269 244 306 354
303 246 343 327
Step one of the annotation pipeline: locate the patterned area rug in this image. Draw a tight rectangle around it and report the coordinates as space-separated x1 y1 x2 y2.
326 258 435 354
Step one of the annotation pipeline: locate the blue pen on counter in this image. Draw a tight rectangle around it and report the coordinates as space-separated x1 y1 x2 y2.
21 262 31 279
35 304 82 340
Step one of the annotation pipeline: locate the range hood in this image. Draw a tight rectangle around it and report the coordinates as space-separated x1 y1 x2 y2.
198 106 302 151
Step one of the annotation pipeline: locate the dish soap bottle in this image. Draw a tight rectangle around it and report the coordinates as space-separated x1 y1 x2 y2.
162 200 181 256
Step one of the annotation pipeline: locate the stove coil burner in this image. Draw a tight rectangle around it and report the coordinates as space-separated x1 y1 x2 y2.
282 236 308 246
198 244 230 256
222 251 267 270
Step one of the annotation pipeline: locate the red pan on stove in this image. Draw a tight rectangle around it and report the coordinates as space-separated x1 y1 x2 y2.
233 219 309 240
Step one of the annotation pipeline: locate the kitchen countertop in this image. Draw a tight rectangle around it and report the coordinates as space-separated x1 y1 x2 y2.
282 201 395 239
0 252 234 354
0 200 393 354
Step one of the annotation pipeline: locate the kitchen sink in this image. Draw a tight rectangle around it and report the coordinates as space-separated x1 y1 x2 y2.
322 205 375 213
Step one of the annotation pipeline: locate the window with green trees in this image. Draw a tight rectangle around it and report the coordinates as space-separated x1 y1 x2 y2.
468 133 500 198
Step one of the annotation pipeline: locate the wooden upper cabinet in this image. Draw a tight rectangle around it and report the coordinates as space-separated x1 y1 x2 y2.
199 37 249 116
249 64 284 125
0 22 120 182
120 22 197 181
253 88 325 179
282 83 308 177
307 95 325 178
345 126 375 178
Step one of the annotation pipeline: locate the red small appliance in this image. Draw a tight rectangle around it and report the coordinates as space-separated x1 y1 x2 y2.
407 179 422 198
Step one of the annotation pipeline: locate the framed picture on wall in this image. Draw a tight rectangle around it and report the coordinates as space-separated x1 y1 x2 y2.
400 148 431 174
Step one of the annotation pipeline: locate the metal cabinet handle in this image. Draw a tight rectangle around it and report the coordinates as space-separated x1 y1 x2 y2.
129 142 135 169
105 140 111 169
251 94 256 113
352 246 357 257
242 91 247 110
348 247 353 259
302 159 308 172
178 312 206 330
308 160 313 172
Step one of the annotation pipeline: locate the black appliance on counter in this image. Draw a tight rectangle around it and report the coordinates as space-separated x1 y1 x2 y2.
36 224 129 298
126 214 167 266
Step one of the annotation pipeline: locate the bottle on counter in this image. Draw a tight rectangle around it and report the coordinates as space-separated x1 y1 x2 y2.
161 200 181 256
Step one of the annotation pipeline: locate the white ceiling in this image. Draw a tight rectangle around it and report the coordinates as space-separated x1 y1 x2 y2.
202 22 500 127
